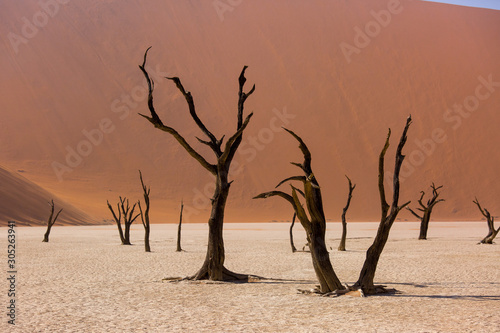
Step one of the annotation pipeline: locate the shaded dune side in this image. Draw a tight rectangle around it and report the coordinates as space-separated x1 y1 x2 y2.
0 166 98 226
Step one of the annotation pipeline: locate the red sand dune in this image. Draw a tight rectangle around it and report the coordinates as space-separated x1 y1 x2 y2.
0 0 499 225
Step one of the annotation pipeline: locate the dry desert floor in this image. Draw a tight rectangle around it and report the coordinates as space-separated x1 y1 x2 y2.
1 221 499 332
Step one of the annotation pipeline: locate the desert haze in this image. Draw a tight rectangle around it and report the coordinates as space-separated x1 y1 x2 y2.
0 0 499 224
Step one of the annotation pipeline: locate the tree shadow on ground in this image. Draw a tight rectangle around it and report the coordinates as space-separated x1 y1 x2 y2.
390 294 500 301
374 281 500 300
162 276 316 285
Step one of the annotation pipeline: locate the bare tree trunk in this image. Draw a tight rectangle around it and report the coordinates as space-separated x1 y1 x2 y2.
139 48 255 281
176 200 184 252
42 200 62 243
407 183 444 240
482 228 500 244
289 213 297 253
191 170 248 280
116 221 125 244
338 176 355 251
338 221 347 252
354 116 412 294
355 222 392 294
124 223 132 245
419 212 431 240
42 227 52 243
138 170 151 252
255 129 344 293
144 226 150 251
473 198 500 244
308 219 343 292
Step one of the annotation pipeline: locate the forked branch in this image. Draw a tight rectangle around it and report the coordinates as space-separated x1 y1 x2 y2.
166 76 221 155
138 47 217 175
338 176 356 251
378 129 391 220
254 129 343 293
42 200 62 242
108 196 140 245
222 65 256 166
389 116 412 216
473 197 499 244
407 183 444 240
354 116 412 294
138 48 256 281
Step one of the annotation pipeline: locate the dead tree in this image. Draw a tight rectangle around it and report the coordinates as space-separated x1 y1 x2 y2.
407 183 444 240
107 197 140 245
42 200 62 242
139 47 255 281
138 170 151 252
338 176 356 251
176 200 184 252
289 212 297 253
473 198 499 244
353 116 412 294
254 128 344 293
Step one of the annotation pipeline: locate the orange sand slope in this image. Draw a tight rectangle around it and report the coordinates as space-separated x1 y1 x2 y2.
0 0 499 224
0 165 96 226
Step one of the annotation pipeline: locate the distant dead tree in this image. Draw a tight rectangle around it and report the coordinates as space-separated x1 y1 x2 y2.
473 198 499 244
406 183 444 240
176 200 184 252
338 176 356 251
138 170 151 252
107 197 140 245
139 47 255 281
289 212 297 253
353 116 412 295
42 200 62 242
254 128 344 293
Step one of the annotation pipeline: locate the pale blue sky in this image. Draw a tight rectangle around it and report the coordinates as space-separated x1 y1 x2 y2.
422 0 500 10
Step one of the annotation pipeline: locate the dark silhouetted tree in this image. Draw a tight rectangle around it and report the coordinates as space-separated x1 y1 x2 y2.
138 170 151 252
473 198 499 244
407 183 444 240
176 200 184 252
254 128 344 293
289 212 297 253
338 176 356 251
42 200 62 242
107 197 140 245
353 116 412 294
139 47 255 281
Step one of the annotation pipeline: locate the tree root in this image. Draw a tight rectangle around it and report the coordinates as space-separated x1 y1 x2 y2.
357 284 399 296
297 284 399 297
162 266 263 283
298 287 362 298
